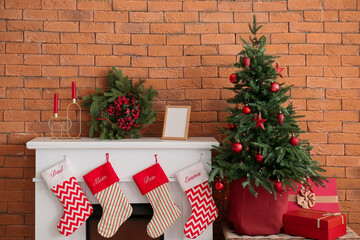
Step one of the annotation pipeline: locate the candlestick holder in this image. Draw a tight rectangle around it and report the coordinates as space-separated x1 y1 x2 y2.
48 99 82 139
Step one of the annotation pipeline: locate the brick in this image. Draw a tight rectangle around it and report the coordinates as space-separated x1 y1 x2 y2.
289 66 323 77
290 22 323 33
283 76 307 87
218 1 251 12
343 78 360 89
297 110 324 121
25 32 59 43
164 12 198 23
42 0 76 10
184 46 218 56
329 133 360 144
325 22 359 33
0 77 23 87
96 33 130 44
234 13 269 23
266 44 288 54
347 168 360 179
218 67 237 78
6 0 41 9
6 65 41 76
259 23 289 33
202 100 230 111
148 46 182 57
0 9 22 19
42 44 77 54
253 1 287 11
142 78 166 90
307 33 341 43
60 77 95 88
8 134 41 145
24 10 57 20
344 122 360 133
307 99 341 110
168 35 200 45
186 89 220 100
114 46 147 56
0 121 24 132
149 68 183 79
343 100 360 110
0 145 24 155
219 23 248 34
326 110 359 121
116 23 149 34
44 21 79 32
61 33 95 43
338 179 360 190
191 111 217 122
0 214 23 224
24 100 52 110
0 54 23 64
347 190 360 200
343 34 360 44
327 89 359 100
0 32 23 42
300 132 327 143
200 12 233 23
8 202 34 213
219 45 244 55
289 44 323 55
58 10 93 21
186 23 218 34
288 0 322 10
270 12 303 22
77 0 111 10
346 145 360 155
132 35 166 45
130 12 163 23
148 2 182 12
24 54 59 66
308 122 342 133
272 33 306 44
277 55 305 66
202 56 236 66
120 68 148 78
291 88 325 99
324 0 357 10
304 11 338 22
6 88 41 99
340 11 360 21
43 66 78 77
150 23 184 34
78 44 112 55
201 34 234 45
132 57 165 68
167 78 201 89
167 56 201 67
342 56 360 67
5 43 40 54
311 144 344 155
113 0 147 11
156 89 185 101
328 156 360 167
80 22 114 33
61 55 94 66
7 21 43 31
0 191 23 201
325 67 358 78
184 1 217 11
307 77 341 88
184 67 217 78
325 44 359 55
307 56 340 66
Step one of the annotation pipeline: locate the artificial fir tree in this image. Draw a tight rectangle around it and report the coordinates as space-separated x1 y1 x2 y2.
210 16 326 198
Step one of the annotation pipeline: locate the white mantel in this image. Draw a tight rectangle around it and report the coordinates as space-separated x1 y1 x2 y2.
27 137 219 240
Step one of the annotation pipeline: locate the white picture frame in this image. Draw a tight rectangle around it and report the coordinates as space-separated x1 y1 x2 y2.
162 105 191 140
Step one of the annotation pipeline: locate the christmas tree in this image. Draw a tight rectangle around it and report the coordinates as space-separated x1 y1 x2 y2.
210 16 326 198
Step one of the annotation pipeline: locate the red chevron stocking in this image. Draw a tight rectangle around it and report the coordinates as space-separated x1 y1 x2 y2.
42 160 93 236
176 162 218 239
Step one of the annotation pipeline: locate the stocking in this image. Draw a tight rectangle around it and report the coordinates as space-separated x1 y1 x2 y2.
176 162 218 239
41 160 93 236
133 162 181 238
83 156 133 238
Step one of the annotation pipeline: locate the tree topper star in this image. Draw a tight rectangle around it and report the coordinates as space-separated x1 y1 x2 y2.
253 113 267 130
276 63 284 78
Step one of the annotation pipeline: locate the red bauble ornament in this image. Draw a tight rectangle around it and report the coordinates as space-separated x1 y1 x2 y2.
232 142 243 153
255 154 263 163
274 181 283 192
277 113 285 125
228 123 236 130
290 136 299 146
270 82 280 93
242 106 251 115
243 57 250 67
215 181 224 191
229 74 237 83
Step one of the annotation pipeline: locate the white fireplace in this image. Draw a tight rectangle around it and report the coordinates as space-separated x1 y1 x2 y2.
27 137 218 240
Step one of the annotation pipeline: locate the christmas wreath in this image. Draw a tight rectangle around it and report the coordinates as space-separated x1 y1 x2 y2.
83 67 158 140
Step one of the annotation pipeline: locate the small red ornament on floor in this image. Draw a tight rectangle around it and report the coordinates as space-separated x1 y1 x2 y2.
277 113 285 125
215 181 224 191
228 123 236 130
232 142 243 153
242 106 251 115
275 181 283 192
255 154 263 163
270 82 280 93
253 113 267 130
290 136 299 146
243 57 250 67
229 74 237 83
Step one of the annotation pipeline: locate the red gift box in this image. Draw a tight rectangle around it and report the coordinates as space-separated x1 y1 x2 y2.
288 178 339 213
283 209 347 240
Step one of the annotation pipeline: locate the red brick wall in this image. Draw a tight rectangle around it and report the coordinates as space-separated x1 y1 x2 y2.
0 0 359 239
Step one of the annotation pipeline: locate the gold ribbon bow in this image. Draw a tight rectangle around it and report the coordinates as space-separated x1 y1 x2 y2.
317 212 344 228
297 189 316 209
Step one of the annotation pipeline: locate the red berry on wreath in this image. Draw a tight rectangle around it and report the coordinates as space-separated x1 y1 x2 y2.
232 142 243 153
270 82 280 93
229 74 237 83
243 57 250 67
228 123 236 130
215 181 224 191
290 136 299 146
242 106 251 115
277 113 285 125
275 181 283 192
255 154 263 163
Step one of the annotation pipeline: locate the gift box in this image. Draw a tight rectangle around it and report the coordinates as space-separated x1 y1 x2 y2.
283 209 347 240
288 178 339 213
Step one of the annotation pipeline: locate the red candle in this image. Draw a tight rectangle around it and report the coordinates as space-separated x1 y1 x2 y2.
72 81 76 99
53 93 58 114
